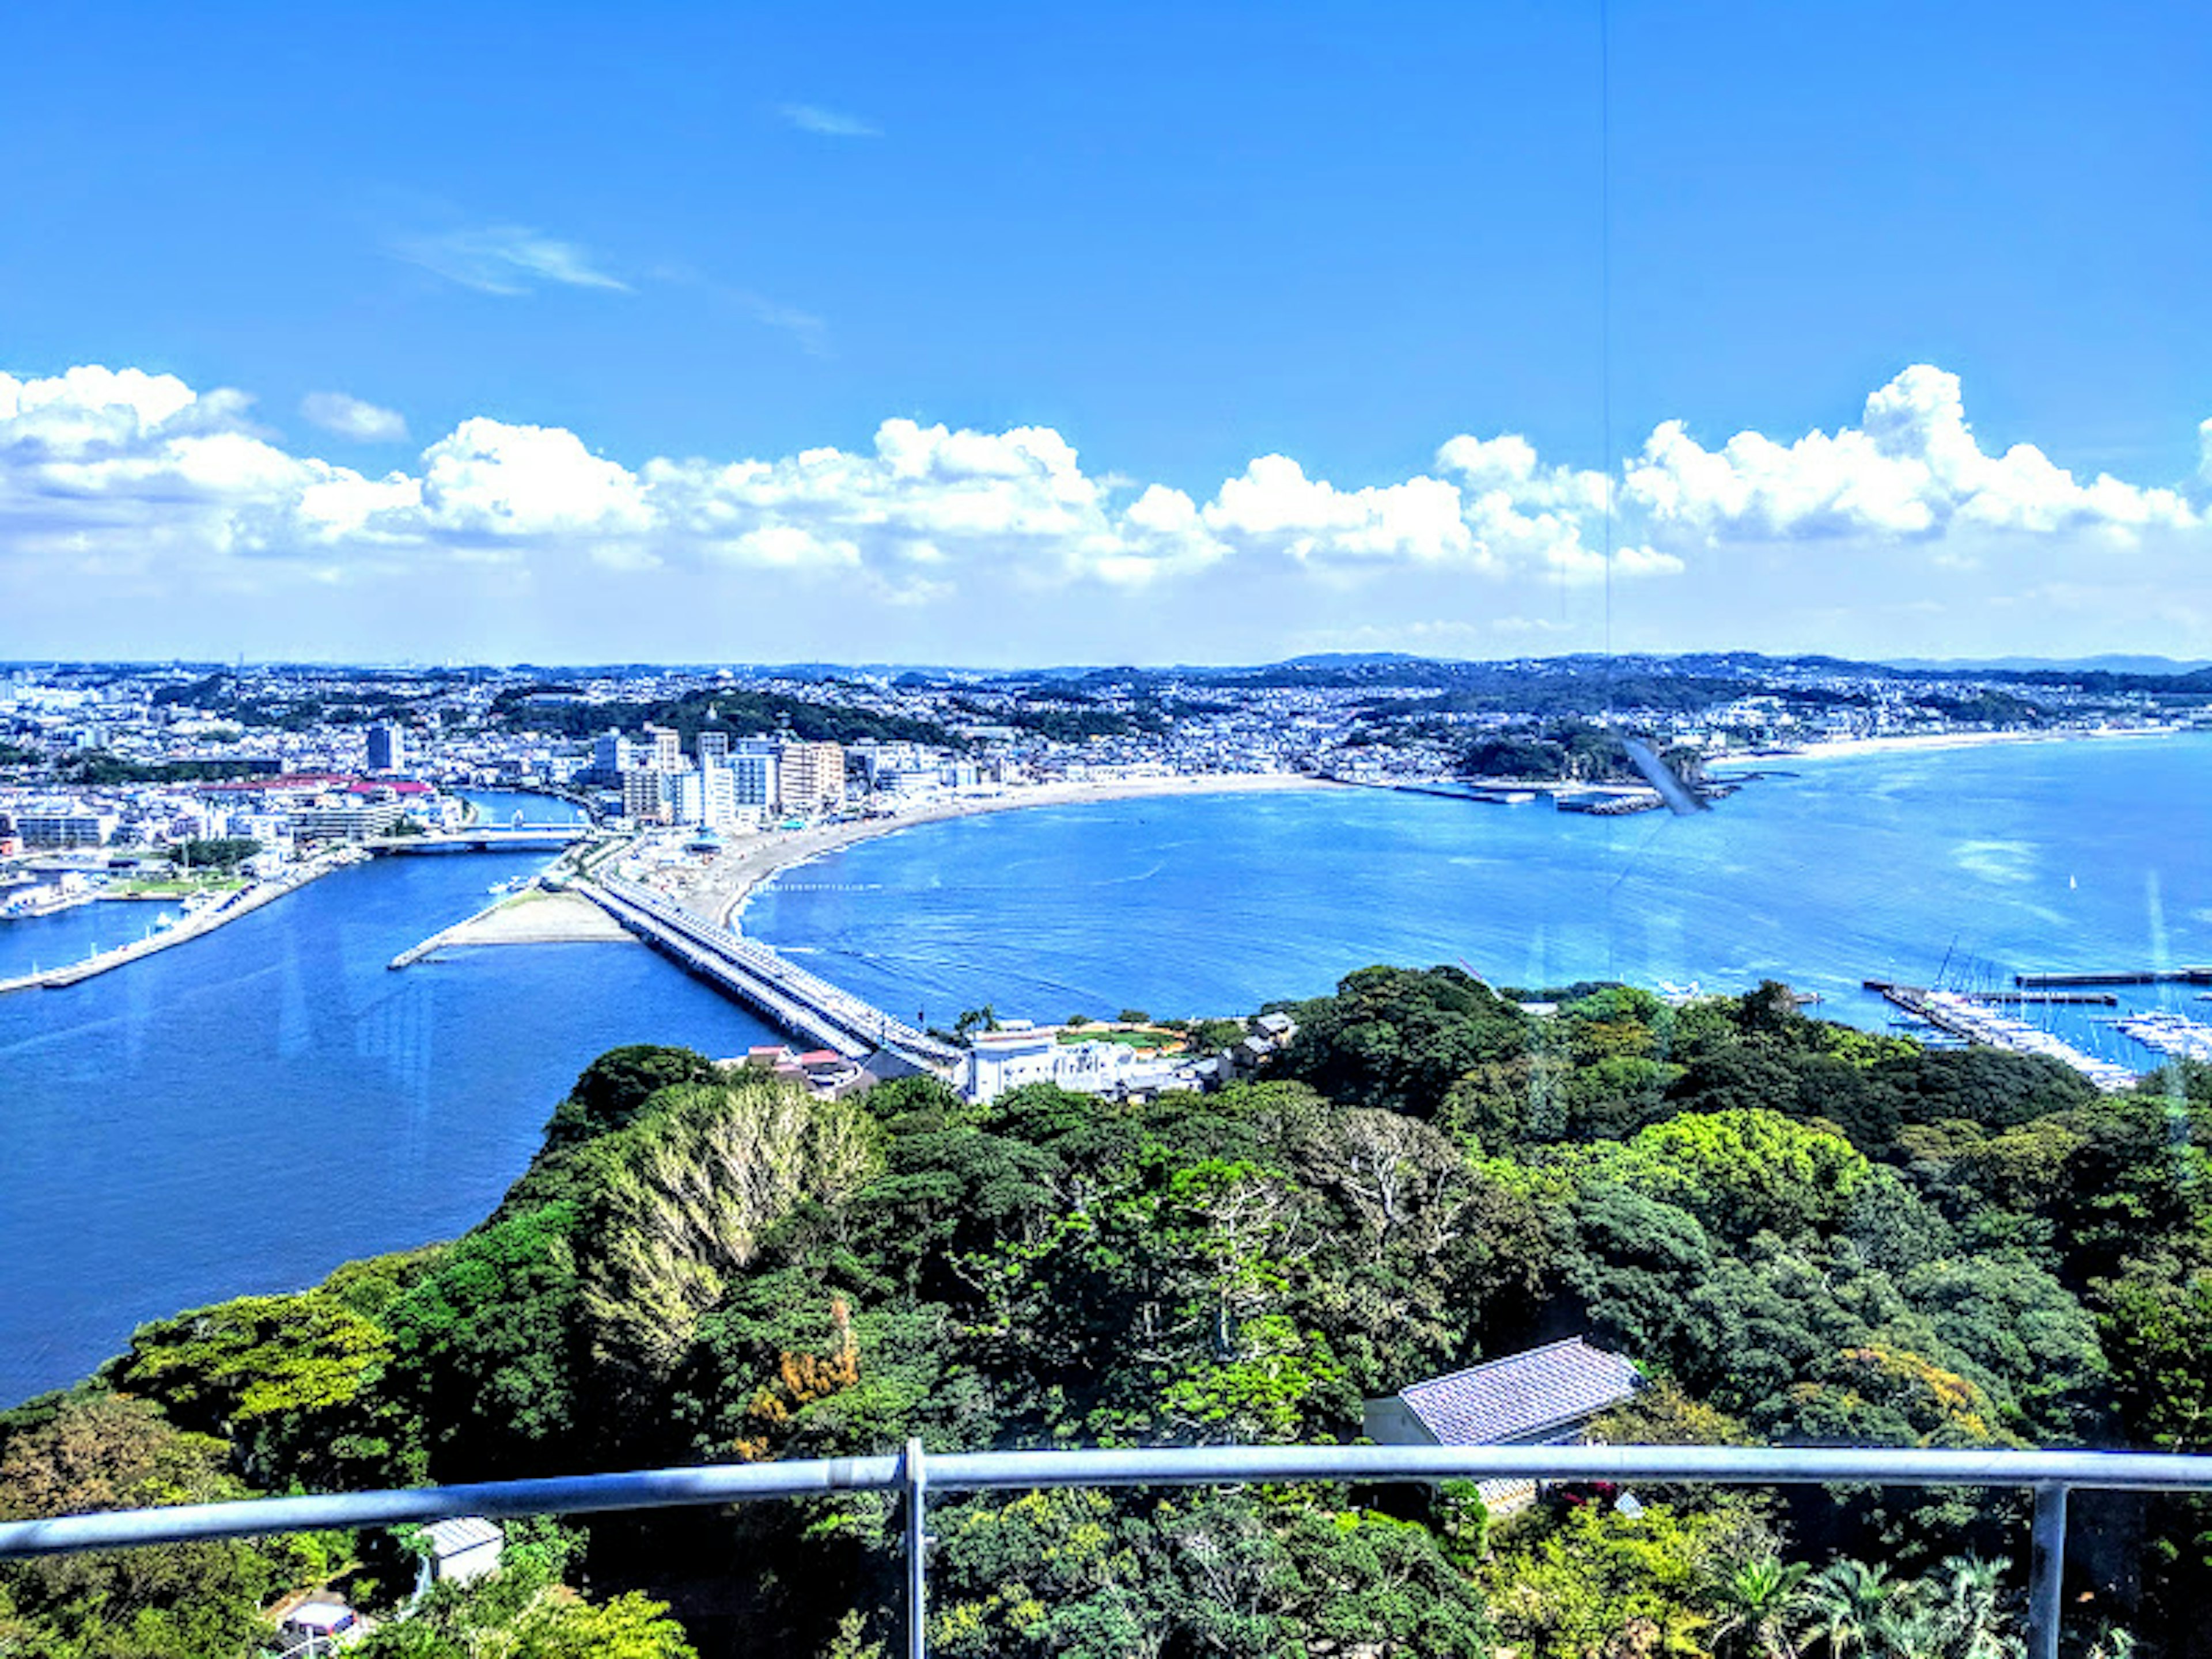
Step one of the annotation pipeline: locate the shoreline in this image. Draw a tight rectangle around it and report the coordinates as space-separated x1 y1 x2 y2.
679 773 1346 930
1764 724 2188 763
0 849 362 995
390 887 633 965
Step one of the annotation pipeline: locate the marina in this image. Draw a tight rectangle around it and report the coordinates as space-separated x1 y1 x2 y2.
1863 982 2141 1091
2114 1010 2212 1065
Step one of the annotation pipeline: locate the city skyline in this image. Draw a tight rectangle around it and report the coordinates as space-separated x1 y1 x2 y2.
2 1 2206 663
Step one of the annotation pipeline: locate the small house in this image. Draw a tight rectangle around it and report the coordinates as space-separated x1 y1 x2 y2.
276 1599 359 1648
414 1516 503 1599
1364 1338 1641 1512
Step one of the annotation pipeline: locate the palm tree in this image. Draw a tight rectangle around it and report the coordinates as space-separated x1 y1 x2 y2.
1869 1599 1953 1659
1802 1559 1895 1659
1711 1557 1813 1659
1927 1555 2019 1659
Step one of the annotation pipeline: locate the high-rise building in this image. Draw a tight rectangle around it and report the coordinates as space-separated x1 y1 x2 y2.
621 768 671 825
697 728 730 766
728 752 777 814
367 724 406 774
777 740 846 811
644 724 682 772
591 729 655 782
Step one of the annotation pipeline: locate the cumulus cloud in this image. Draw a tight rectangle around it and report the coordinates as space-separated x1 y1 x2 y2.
3 360 2205 661
392 225 630 296
1626 363 2198 546
778 103 881 138
301 391 408 442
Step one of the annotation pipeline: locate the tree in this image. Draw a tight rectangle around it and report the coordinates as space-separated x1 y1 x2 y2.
164 836 260 872
384 1203 584 1480
0 1393 328 1659
1612 1109 1872 1241
579 1078 883 1377
111 1291 397 1486
2100 1256 2212 1450
535 1044 721 1156
1801 1558 1898 1659
1710 1557 1810 1659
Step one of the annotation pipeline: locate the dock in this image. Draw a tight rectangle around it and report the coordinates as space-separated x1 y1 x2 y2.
578 874 962 1073
2015 968 2212 988
1865 981 2138 1092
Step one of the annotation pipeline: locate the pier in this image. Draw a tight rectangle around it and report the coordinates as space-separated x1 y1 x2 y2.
2014 968 2212 988
1864 982 2138 1092
578 874 963 1072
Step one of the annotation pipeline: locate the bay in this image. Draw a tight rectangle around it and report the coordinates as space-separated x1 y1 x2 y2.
0 794 778 1407
748 736 2212 1053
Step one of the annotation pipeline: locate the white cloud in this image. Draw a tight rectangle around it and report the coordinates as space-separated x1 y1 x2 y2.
1626 363 2199 546
392 225 630 296
301 391 408 443
420 418 653 559
778 103 881 138
3 360 2204 662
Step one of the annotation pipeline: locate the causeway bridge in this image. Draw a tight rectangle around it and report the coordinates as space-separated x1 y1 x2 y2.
580 874 963 1072
364 825 596 853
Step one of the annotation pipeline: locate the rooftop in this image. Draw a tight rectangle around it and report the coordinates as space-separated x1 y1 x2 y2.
1396 1337 1642 1445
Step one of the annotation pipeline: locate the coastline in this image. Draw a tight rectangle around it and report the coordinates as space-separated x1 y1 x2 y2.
0 850 361 995
389 887 633 965
1768 724 2187 763
683 772 1346 929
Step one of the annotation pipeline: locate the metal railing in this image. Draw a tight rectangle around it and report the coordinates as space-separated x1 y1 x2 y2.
7 1442 2212 1659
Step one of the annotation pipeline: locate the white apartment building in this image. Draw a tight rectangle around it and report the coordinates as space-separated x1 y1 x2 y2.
962 1027 1205 1105
10 808 120 848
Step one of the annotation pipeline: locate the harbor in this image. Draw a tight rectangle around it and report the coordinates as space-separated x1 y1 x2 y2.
1865 981 2141 1091
0 849 366 995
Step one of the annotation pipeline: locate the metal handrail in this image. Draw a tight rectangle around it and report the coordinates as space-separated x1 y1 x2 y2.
6 1442 2210 1659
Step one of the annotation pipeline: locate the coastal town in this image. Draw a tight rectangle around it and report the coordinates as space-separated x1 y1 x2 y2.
4 650 2206 862
4 651 2208 1097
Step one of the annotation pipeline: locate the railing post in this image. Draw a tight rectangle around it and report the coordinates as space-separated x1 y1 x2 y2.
2027 1481 2067 1659
904 1437 928 1659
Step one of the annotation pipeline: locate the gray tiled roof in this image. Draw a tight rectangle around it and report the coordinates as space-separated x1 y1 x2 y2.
1398 1338 1640 1445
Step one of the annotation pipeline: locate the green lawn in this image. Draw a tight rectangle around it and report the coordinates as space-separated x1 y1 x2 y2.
1056 1027 1179 1050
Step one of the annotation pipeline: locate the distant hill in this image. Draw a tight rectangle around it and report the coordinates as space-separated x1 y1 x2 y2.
1884 654 2212 675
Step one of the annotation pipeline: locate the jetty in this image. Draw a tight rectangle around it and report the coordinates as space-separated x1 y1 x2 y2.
2015 968 2212 988
578 874 962 1072
0 851 363 995
1865 981 2138 1092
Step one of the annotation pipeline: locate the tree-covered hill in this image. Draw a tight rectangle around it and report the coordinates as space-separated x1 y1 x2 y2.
6 982 2210 1657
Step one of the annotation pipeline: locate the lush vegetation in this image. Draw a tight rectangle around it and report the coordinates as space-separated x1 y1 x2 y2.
486 685 959 749
6 986 2210 1656
55 752 276 786
1455 719 1708 785
164 839 261 873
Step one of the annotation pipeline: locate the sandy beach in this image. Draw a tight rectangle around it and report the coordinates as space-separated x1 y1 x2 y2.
422 888 634 949
1768 725 2184 763
664 772 1347 928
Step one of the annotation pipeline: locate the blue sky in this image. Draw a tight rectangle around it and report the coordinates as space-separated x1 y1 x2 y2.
2 1 2206 664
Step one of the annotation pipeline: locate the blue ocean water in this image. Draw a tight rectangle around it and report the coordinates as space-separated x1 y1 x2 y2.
0 794 778 1406
747 736 2212 1048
